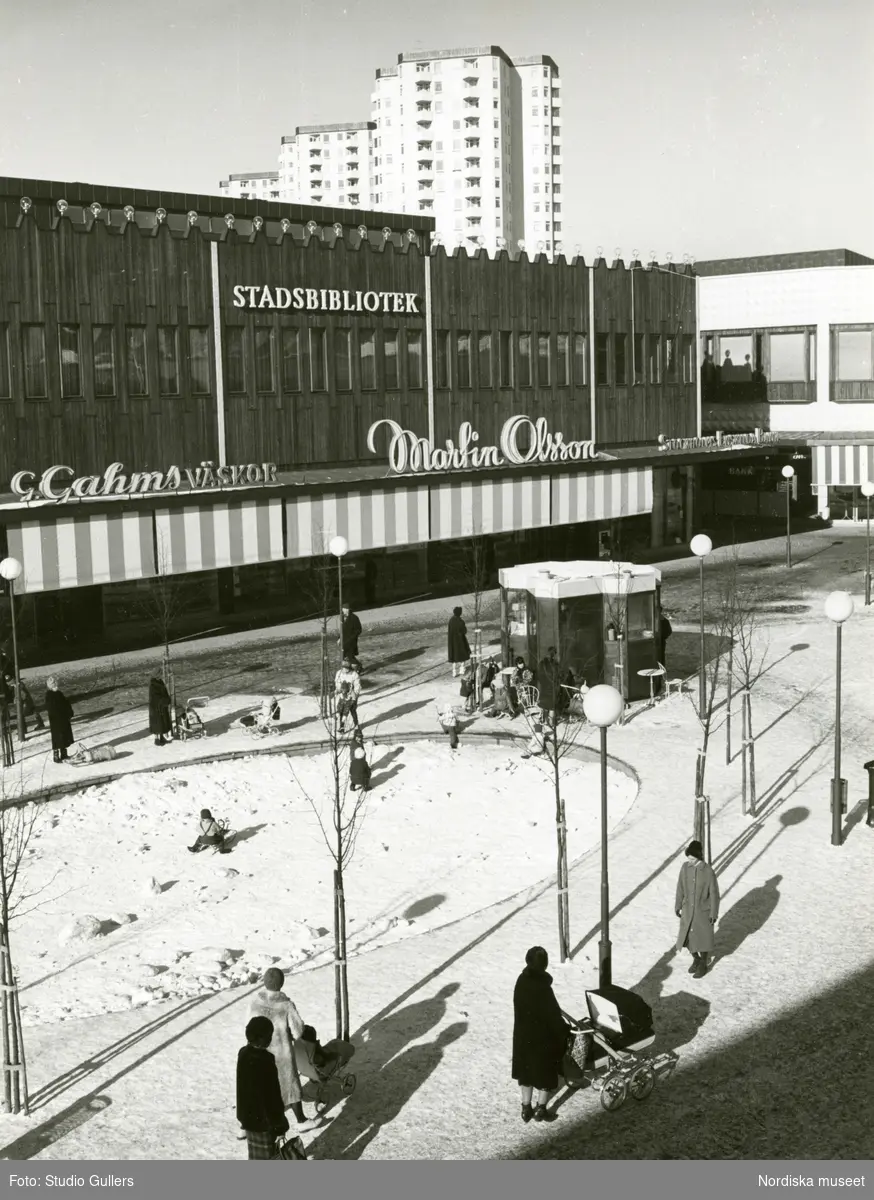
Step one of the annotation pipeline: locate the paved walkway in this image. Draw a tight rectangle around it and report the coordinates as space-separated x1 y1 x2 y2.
1 527 873 1159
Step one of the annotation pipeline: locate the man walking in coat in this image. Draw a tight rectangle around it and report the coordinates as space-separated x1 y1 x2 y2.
675 839 720 978
341 604 362 670
447 606 471 678
236 1015 290 1159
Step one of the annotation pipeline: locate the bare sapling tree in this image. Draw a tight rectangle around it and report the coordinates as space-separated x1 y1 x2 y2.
518 649 587 963
286 704 367 1042
0 766 55 1114
139 532 187 720
721 550 770 817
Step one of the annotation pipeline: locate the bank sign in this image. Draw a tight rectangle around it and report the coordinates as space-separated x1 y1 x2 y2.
232 285 422 315
11 461 278 504
368 417 599 476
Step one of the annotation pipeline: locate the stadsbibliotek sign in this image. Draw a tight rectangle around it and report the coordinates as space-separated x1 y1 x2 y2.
11 461 278 504
232 285 422 315
368 417 598 475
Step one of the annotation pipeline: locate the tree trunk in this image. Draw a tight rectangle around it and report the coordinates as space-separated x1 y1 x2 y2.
332 869 343 1042
745 690 757 817
725 646 733 765
741 688 749 816
338 882 350 1043
319 628 329 719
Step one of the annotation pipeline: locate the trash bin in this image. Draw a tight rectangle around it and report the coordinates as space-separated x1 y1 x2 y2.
863 761 874 828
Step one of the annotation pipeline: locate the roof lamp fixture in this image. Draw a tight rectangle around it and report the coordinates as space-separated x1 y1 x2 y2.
357 225 369 238
333 222 344 236
306 220 318 234
406 228 418 243
649 250 656 263
187 210 199 225
253 215 264 231
574 243 582 256
280 218 292 233
632 248 640 260
555 241 564 255
517 239 526 251
614 246 621 259
20 197 32 213
537 240 546 252
56 198 69 216
665 251 673 263
223 213 235 228
156 207 167 223
497 236 507 250
382 226 393 238
123 205 135 221
89 202 102 218
596 244 603 259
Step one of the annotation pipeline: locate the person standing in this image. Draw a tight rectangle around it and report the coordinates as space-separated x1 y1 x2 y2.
149 676 172 747
350 745 371 792
341 604 362 670
334 658 362 733
236 1016 290 1159
45 676 74 764
512 945 570 1123
537 647 561 722
437 701 460 750
660 612 673 662
248 968 318 1131
675 839 720 978
447 607 471 678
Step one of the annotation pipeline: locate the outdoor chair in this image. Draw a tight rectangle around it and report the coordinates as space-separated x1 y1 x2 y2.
517 684 540 710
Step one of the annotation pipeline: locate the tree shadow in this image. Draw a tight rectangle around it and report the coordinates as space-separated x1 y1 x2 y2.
311 1022 468 1160
714 875 782 963
402 894 446 921
751 685 819 744
366 647 428 674
369 763 405 789
0 1094 113 1160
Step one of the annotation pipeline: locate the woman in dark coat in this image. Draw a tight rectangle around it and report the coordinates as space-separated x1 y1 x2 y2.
236 1015 290 1159
675 839 720 978
341 605 363 669
148 676 172 746
537 647 561 717
512 945 570 1123
45 676 74 764
447 606 471 678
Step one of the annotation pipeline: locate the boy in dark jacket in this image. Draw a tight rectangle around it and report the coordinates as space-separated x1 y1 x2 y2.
350 746 371 792
236 1016 290 1159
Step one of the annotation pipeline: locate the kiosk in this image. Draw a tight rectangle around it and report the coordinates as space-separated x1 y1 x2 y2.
498 560 663 703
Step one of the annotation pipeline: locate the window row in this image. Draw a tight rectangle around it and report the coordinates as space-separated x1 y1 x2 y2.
435 330 587 390
704 327 874 384
593 332 695 388
0 323 212 401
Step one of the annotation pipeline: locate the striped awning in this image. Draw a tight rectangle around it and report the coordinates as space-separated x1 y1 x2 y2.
429 474 551 541
6 510 155 595
811 444 874 487
552 467 653 526
154 498 284 574
286 485 430 559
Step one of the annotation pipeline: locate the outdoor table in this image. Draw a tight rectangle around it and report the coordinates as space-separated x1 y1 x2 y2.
638 666 666 707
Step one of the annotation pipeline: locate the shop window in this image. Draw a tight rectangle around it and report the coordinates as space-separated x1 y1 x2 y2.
282 328 301 392
573 333 587 385
810 331 816 381
556 333 569 386
22 325 47 399
92 325 117 397
225 326 246 393
518 332 532 387
309 327 327 391
664 334 677 383
0 325 10 398
614 333 627 387
633 333 645 385
718 333 753 379
407 330 423 388
768 331 806 382
126 326 148 396
383 330 399 390
359 329 376 390
157 327 179 396
499 331 513 387
681 335 695 384
254 327 275 393
835 328 873 381
59 324 82 398
188 327 210 395
595 333 609 386
457 331 471 388
335 328 352 391
478 332 492 387
648 334 661 384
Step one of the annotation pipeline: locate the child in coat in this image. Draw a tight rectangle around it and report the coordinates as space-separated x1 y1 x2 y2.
350 746 371 792
437 702 460 750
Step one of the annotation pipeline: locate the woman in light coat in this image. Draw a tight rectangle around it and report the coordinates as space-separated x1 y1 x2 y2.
247 967 318 1130
675 839 720 978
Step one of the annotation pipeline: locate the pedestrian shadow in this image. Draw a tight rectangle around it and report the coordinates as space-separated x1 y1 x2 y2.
369 763 405 789
370 746 404 772
233 824 268 845
364 698 431 726
310 1022 467 1160
714 875 782 964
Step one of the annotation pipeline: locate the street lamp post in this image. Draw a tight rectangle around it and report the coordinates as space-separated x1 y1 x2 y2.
0 558 26 743
862 482 874 606
582 684 625 989
329 536 349 668
782 465 795 568
690 535 713 718
824 590 853 848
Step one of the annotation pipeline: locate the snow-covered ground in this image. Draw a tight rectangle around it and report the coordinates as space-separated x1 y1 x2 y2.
17 742 637 1029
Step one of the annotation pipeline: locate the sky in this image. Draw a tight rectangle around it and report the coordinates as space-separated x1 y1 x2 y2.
2 0 872 261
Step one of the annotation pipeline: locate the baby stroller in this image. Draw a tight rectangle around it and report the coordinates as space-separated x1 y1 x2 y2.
242 698 282 739
177 697 209 741
561 985 657 1112
293 1025 356 1110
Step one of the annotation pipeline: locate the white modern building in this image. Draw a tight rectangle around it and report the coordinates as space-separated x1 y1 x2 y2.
697 249 874 522
218 45 562 255
370 47 561 255
278 122 376 209
218 172 282 202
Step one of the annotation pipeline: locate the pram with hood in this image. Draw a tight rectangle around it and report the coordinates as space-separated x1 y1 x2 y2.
293 1024 356 1109
561 985 657 1111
